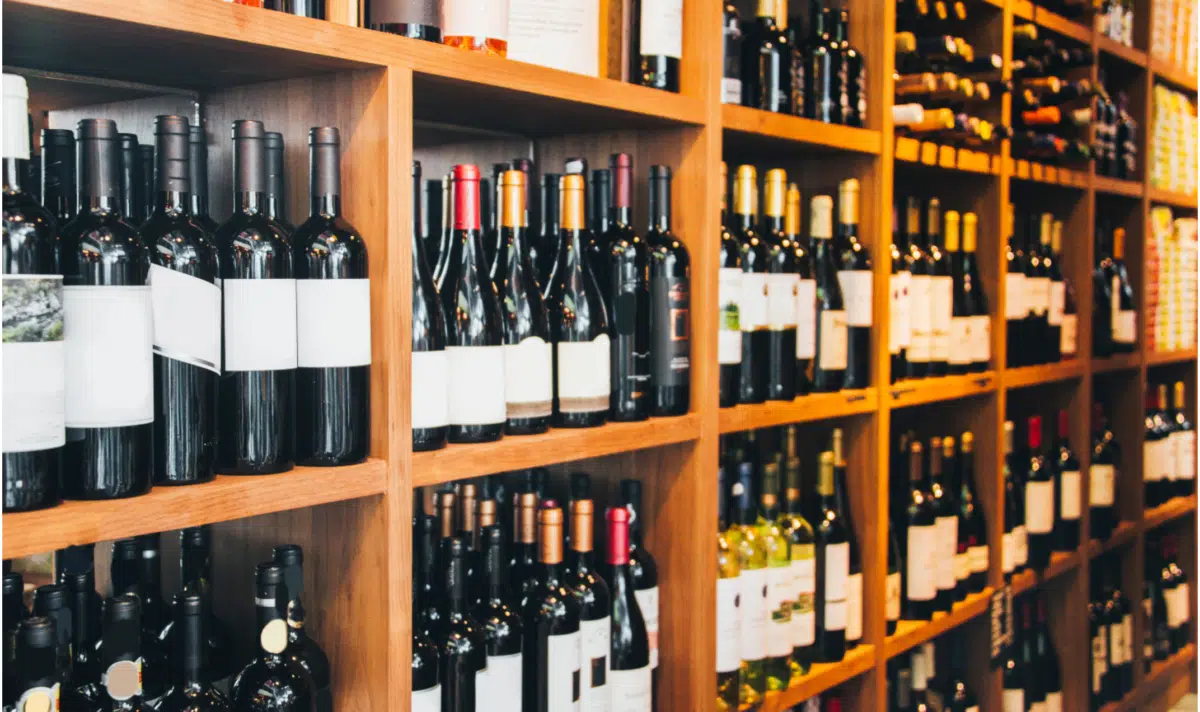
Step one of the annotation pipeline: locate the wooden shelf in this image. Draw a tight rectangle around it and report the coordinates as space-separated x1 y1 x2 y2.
884 588 994 659
1143 496 1198 531
1011 551 1080 594
1096 34 1149 68
760 644 876 712
722 104 882 155
1095 174 1146 198
1099 645 1197 712
1093 352 1143 373
1086 521 1140 558
1 459 388 560
1003 360 1086 389
1147 187 1198 210
1151 58 1199 92
718 389 877 434
1146 347 1198 365
894 137 1000 175
887 371 998 409
1010 159 1090 188
411 414 701 487
1030 6 1094 44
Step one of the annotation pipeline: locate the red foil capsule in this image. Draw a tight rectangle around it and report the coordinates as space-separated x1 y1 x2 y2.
452 163 481 231
605 505 630 566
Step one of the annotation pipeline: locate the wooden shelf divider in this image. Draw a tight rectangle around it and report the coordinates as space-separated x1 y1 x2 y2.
1143 496 1198 532
884 589 994 659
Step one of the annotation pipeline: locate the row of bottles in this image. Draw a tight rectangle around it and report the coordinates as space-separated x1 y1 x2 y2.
2 534 331 711
716 426 861 711
1092 221 1138 358
719 166 872 405
1143 381 1196 509
1004 206 1078 368
887 632 983 712
1002 593 1065 712
1143 533 1192 671
412 473 658 712
1090 555 1136 710
3 74 371 515
890 194 990 383
411 154 690 451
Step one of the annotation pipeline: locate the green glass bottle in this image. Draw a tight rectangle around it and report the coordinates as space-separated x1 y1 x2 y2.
781 425 816 677
757 455 793 691
716 437 741 712
732 435 768 708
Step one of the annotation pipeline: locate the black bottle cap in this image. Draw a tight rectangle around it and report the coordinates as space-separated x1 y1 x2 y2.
620 478 642 504
32 583 68 614
187 125 208 201
412 159 422 179
102 594 142 665
18 616 56 650
78 119 121 200
55 544 95 578
41 128 75 194
180 525 211 550
60 568 93 593
106 593 140 623
273 543 303 566
135 532 161 551
172 591 206 670
4 571 22 596
308 126 340 199
256 561 285 586
154 115 190 195
174 590 204 617
649 165 671 180
232 119 266 194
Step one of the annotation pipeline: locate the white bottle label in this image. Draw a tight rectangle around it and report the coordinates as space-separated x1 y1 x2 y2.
1001 532 1015 573
1059 470 1082 520
1003 689 1025 712
739 567 768 661
739 273 768 331
906 524 937 601
1005 273 1026 319
935 515 958 592
721 77 742 104
886 571 901 621
823 542 849 631
954 551 970 584
63 285 154 428
1014 525 1028 566
716 576 741 673
845 572 863 642
579 617 610 711
608 666 652 712
718 268 742 365
1176 431 1196 481
1048 281 1065 326
296 278 372 367
411 685 440 712
504 336 552 418
795 279 817 359
1060 314 1078 355
1122 613 1134 664
1092 630 1108 691
838 270 873 327
1111 618 1126 665
556 335 611 414
766 273 799 329
2 275 65 452
1025 480 1055 534
148 265 221 373
1114 309 1136 344
908 275 932 361
818 310 848 370
443 0 508 40
1029 277 1049 316
412 349 450 430
639 0 683 59
1144 440 1167 483
633 586 659 669
1045 692 1063 712
949 317 972 366
792 556 816 647
972 315 991 365
765 567 793 657
480 652 522 710
447 345 506 426
547 631 582 710
890 271 911 354
1090 464 1116 506
969 544 989 574
930 276 953 361
222 278 297 372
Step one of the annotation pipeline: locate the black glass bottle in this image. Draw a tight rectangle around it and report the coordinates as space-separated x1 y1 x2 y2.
521 505 583 712
645 165 689 416
733 165 770 404
718 162 742 408
263 132 292 233
61 569 103 701
836 178 871 389
97 594 151 711
810 195 847 392
117 133 141 226
187 126 219 234
741 0 790 113
31 584 72 682
761 168 798 402
272 545 332 712
814 451 848 662
411 161 449 451
40 128 76 225
167 527 235 686
155 592 231 712
601 504 652 704
474 522 523 698
230 563 315 711
435 536 488 712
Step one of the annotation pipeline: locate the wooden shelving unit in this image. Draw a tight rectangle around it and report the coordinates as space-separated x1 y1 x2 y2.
1 0 1195 709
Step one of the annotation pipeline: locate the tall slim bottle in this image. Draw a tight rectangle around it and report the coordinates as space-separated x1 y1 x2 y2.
1171 382 1195 498
959 433 989 594
137 143 155 225
1046 219 1065 362
1054 410 1082 551
810 196 847 392
833 429 862 649
602 505 653 709
155 592 231 711
734 165 770 403
789 184 816 396
521 506 583 712
781 426 816 675
533 174 560 289
762 169 799 401
929 436 957 614
890 200 913 383
906 197 933 379
928 200 952 376
214 120 296 475
962 212 990 372
231 564 316 711
759 482 793 690
946 210 973 376
741 0 790 112
621 478 659 697
718 162 743 408
411 161 449 451
646 165 690 415
1025 415 1054 570
435 537 489 712
272 545 331 711
631 0 682 92
716 440 742 710
836 179 871 389
815 451 848 663
903 440 936 622
567 500 611 710
1005 205 1026 367
60 118 153 498
474 518 522 709
731 453 767 708
1109 227 1136 353
118 133 140 226
97 595 152 710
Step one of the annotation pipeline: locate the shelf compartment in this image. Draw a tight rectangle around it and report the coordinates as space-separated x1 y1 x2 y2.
1096 34 1148 68
2 459 388 559
1030 6 1093 44
718 389 877 434
1151 59 1199 93
1003 361 1086 390
895 137 1000 175
722 104 882 155
1092 352 1143 373
1099 644 1197 712
1011 551 1080 594
760 643 876 712
1010 159 1090 188
1146 348 1199 365
884 588 994 659
1086 520 1139 558
1143 496 1198 531
1095 175 1145 198
1147 187 1198 210
411 414 701 487
887 371 998 409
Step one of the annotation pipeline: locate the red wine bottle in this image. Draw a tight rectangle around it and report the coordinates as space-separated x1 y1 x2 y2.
411 161 449 451
231 564 316 711
521 505 583 712
631 0 682 92
646 165 690 416
602 505 653 707
567 500 612 707
273 545 332 712
155 592 231 711
1024 415 1054 570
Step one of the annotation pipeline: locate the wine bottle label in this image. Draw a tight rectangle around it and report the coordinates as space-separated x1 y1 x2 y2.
930 276 953 361
1048 281 1065 326
908 275 932 361
504 336 553 418
1060 314 1077 355
716 576 741 673
296 278 372 368
64 285 154 428
148 265 221 373
2 274 65 452
1014 525 1028 566
1178 431 1196 480
1091 630 1108 691
739 273 768 332
822 541 849 631
765 273 798 329
845 572 863 642
969 544 989 574
17 683 59 712
651 275 689 387
949 317 972 366
1111 617 1126 665
480 651 522 710
102 658 143 701
634 585 659 669
1044 692 1063 712
1001 532 1015 574
1059 470 1082 520
765 566 793 657
556 335 611 414
1027 276 1049 317
639 0 683 60
608 666 652 712
1002 689 1025 712
817 310 848 371
222 278 298 372
579 616 611 709
791 546 816 647
547 630 582 708
1143 440 1169 483
718 267 742 365
885 571 901 621
1089 464 1115 506
739 567 767 661
972 315 991 365
443 0 507 40
1024 481 1055 534
954 550 969 583
1005 273 1026 319
447 345 506 426
1123 613 1134 663
411 349 449 430
889 271 911 355
838 270 873 327
906 524 937 601
411 684 441 712
935 515 958 592
1113 310 1136 344
722 78 742 105
1029 701 1047 712
795 279 817 359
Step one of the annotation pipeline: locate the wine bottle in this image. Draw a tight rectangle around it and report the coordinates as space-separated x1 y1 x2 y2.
603 504 653 710
781 426 816 675
1005 204 1027 368
521 505 583 712
142 114 220 486
1144 387 1171 509
597 153 650 422
99 594 152 710
836 179 871 390
271 545 332 712
155 592 231 711
810 196 848 392
138 143 156 224
1021 213 1048 365
718 162 743 409
885 517 902 636
631 0 682 92
961 212 990 372
31 584 71 684
412 627 441 711
40 128 75 225
439 164 507 443
946 211 972 376
721 4 743 105
1024 416 1054 570
117 133 140 225
1165 539 1190 652
411 161 450 451
1045 219 1065 363
730 448 768 707
442 0 507 55
368 0 442 40
1112 566 1135 696
834 9 867 127
621 479 659 686
511 492 541 605
186 125 219 234
831 429 862 649
734 165 769 404
1088 405 1117 541
928 437 957 613
1020 597 1046 710
532 174 559 290
804 4 842 123
906 197 933 379
265 132 290 230
762 169 799 401
927 201 952 377
10 617 75 712
1109 227 1136 354
171 527 235 685
546 173 610 427
716 444 741 710
60 568 102 700
815 451 848 663
491 168 553 435
214 120 296 475
109 539 167 702
2 75 65 513
434 537 488 712
1002 421 1021 579
1052 410 1081 552
889 203 911 384
433 173 454 285
3 571 28 703
958 433 989 595
646 165 690 416
566 499 611 709
1002 599 1025 712
1171 382 1195 498
1089 570 1112 709
786 185 815 397
741 0 791 113
474 520 522 709
903 440 937 621
415 494 443 639
758 472 793 690
232 563 316 711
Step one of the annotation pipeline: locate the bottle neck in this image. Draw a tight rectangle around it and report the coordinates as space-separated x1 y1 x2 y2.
2 158 24 194
173 615 208 687
155 190 190 216
82 195 121 215
568 548 595 575
310 194 341 218
237 191 266 215
611 205 632 229
649 177 671 233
